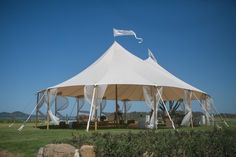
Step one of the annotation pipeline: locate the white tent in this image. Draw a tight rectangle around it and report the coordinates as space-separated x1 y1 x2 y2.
49 42 205 99
39 41 209 130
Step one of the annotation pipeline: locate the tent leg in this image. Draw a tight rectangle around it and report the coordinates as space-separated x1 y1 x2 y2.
157 90 175 130
77 97 82 123
95 118 98 131
124 100 127 124
187 91 193 128
115 85 119 125
55 95 57 116
46 91 50 130
86 86 97 132
35 93 39 128
99 102 102 121
77 98 79 122
190 102 193 128
153 87 157 129
95 105 98 131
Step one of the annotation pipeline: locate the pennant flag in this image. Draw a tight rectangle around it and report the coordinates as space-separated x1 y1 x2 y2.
148 49 158 63
113 28 143 43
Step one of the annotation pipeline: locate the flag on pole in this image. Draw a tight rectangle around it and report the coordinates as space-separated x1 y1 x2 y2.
148 49 158 63
113 28 143 43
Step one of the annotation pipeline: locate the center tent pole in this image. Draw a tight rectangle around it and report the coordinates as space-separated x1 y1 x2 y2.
86 85 97 132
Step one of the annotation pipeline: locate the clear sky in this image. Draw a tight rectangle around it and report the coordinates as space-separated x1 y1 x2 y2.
0 0 236 114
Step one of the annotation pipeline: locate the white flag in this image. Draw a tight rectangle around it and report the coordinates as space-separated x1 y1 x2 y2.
148 49 157 63
113 28 143 43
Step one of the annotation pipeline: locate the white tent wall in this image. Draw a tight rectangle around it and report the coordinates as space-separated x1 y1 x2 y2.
205 96 215 125
143 86 163 128
198 95 216 126
200 98 210 125
181 90 193 127
48 110 59 125
35 89 73 128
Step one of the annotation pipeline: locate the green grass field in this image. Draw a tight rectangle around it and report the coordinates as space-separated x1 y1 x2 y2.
0 118 235 157
0 122 144 157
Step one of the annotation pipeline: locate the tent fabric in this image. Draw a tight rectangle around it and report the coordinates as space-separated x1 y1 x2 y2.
181 90 192 126
200 96 214 125
143 86 163 128
84 85 107 120
47 41 207 101
144 57 204 94
48 110 60 125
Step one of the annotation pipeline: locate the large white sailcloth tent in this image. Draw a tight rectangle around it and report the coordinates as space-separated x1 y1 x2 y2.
37 41 213 131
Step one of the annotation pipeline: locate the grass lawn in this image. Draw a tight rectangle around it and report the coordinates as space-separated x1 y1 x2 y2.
0 122 144 157
0 118 235 157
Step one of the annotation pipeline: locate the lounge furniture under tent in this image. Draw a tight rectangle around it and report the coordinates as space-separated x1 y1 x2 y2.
36 41 214 131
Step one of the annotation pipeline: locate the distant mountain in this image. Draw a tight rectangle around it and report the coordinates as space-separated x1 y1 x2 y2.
0 111 29 120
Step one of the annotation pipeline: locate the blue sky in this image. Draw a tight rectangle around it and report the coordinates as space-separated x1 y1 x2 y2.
0 0 236 114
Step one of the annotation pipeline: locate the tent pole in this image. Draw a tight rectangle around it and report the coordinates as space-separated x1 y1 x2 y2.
99 101 102 121
46 91 50 130
77 97 81 123
188 91 193 128
153 87 157 129
115 84 118 125
124 100 127 124
157 89 175 130
55 95 57 116
190 100 193 128
86 86 97 132
95 103 98 131
35 93 39 128
76 97 79 123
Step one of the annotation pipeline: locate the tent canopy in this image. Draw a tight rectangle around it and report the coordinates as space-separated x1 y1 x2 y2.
46 41 206 101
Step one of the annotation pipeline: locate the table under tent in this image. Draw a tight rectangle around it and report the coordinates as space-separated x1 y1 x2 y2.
35 41 215 131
